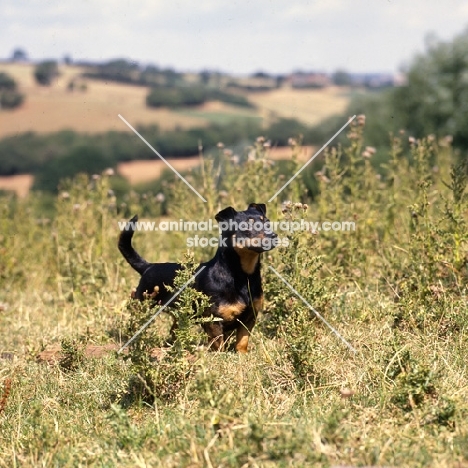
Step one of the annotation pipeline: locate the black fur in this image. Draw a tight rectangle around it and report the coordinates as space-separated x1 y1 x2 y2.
118 203 278 352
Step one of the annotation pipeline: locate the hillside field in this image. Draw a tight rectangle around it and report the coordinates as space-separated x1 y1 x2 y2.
0 62 340 195
0 62 350 139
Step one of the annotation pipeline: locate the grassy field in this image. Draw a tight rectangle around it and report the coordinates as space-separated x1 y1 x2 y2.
0 122 467 466
248 87 350 127
0 63 204 138
0 63 351 139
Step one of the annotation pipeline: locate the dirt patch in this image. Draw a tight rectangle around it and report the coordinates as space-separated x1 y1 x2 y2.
117 157 201 184
0 174 34 197
268 145 315 162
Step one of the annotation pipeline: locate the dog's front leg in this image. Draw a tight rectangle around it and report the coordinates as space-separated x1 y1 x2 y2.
235 313 256 353
203 322 225 351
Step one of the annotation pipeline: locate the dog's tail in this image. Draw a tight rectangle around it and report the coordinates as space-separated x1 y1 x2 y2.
118 215 151 275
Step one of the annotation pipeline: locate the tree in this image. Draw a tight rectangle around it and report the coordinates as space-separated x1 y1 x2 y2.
392 28 468 149
0 72 24 109
34 60 59 86
33 145 113 192
11 48 28 62
332 69 352 87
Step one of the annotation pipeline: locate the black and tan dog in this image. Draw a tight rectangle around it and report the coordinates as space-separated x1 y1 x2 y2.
118 203 278 353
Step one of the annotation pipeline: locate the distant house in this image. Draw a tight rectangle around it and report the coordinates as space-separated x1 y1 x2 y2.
289 72 331 89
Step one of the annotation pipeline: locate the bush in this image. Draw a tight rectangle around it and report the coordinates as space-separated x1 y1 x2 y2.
34 60 59 86
0 73 16 91
33 145 113 192
146 85 253 109
0 72 24 110
146 86 207 108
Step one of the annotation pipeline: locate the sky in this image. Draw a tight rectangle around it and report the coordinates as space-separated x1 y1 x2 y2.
1 0 468 75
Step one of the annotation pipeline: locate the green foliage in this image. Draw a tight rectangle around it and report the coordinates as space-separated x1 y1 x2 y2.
0 72 16 90
0 119 311 180
83 59 181 87
332 69 352 86
314 28 468 154
59 337 86 372
120 253 210 405
393 30 468 148
0 122 468 466
33 145 113 192
146 85 253 109
34 60 59 85
0 72 24 110
146 86 207 107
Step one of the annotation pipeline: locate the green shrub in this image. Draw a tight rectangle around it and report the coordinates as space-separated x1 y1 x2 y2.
0 72 24 109
34 60 59 85
33 145 113 192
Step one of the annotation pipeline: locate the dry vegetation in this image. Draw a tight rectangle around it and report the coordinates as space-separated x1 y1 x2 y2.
0 123 467 466
0 63 350 139
0 63 206 139
249 86 350 127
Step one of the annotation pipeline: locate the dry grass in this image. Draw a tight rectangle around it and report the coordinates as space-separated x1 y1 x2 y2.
0 63 208 139
0 128 467 466
0 63 351 140
248 86 351 126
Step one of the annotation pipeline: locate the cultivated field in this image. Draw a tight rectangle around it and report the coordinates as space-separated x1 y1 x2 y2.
0 123 467 466
249 86 350 127
0 63 204 138
0 63 351 139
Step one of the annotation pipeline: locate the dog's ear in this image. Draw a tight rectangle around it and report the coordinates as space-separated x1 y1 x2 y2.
215 206 237 222
248 203 266 216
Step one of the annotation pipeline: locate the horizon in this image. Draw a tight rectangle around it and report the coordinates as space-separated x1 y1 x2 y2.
1 0 467 76
0 55 402 77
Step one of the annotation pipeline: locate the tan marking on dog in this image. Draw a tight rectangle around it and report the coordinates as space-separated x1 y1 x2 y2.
236 330 249 354
218 302 246 321
252 295 264 312
234 246 260 274
235 328 250 353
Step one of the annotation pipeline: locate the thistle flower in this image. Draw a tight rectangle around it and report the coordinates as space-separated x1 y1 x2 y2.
155 193 165 203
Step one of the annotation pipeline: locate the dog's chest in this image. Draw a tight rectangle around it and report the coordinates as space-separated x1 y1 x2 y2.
216 295 264 321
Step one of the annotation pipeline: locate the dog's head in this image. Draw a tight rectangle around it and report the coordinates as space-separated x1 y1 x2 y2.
215 203 278 253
